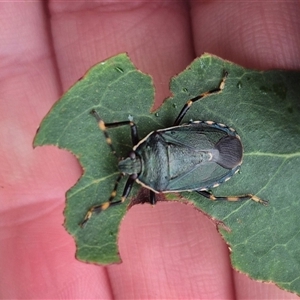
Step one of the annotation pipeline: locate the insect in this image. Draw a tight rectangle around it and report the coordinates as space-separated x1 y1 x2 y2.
80 71 267 227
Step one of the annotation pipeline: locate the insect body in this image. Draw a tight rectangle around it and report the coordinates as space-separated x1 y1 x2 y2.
80 72 267 227
130 121 242 193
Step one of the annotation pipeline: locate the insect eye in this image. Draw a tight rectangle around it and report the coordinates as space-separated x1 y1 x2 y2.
129 151 136 160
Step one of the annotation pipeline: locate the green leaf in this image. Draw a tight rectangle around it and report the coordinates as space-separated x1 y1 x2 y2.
34 53 155 264
34 53 300 295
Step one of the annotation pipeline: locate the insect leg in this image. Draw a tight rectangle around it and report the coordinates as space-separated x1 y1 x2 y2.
90 109 139 152
149 190 156 205
173 71 228 126
196 190 268 205
80 174 136 227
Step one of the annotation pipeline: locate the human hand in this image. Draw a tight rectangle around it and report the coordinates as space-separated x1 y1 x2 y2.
1 1 299 299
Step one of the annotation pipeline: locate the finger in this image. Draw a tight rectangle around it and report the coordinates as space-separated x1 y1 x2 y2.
49 1 197 299
0 2 104 299
190 1 300 299
190 1 300 69
49 1 194 108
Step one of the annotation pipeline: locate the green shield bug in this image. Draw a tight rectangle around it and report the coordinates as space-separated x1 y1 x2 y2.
80 71 267 227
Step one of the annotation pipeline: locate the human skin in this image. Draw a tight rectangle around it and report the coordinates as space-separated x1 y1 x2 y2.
1 1 300 299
